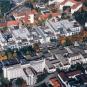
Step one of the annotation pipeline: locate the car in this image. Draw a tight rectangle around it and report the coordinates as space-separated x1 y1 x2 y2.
36 3 45 9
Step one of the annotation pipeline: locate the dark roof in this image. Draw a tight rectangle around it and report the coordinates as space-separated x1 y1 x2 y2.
59 70 82 81
76 74 87 83
59 72 68 81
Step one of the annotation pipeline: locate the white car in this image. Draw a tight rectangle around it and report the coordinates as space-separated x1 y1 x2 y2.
36 3 45 9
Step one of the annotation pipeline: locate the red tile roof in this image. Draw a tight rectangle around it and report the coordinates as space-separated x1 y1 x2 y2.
39 12 60 20
0 23 7 28
13 9 37 17
23 16 29 23
0 20 19 27
7 20 19 26
49 78 61 87
51 13 60 17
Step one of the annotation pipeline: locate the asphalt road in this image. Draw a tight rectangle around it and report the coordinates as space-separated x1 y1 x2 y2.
33 72 58 87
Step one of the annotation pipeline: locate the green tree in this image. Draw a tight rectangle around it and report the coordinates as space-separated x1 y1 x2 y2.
0 0 11 15
64 37 72 46
15 78 26 87
33 43 40 52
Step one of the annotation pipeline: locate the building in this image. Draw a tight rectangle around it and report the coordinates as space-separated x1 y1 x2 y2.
46 17 81 36
48 0 82 13
37 25 57 43
0 20 19 28
10 26 30 49
0 32 7 50
48 0 64 5
3 63 37 86
45 43 87 70
58 70 87 87
12 6 37 24
28 28 44 44
85 22 87 28
45 60 56 73
59 0 82 13
3 64 23 80
12 0 26 5
23 67 37 86
30 59 45 73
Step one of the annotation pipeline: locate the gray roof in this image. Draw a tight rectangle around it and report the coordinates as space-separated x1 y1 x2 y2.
50 48 68 55
46 60 55 69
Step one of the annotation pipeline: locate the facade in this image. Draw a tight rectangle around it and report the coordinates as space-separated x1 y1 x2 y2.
3 63 37 86
23 67 37 86
0 32 7 50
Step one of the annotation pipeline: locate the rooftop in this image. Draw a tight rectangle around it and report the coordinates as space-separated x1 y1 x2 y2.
46 18 81 36
49 77 61 87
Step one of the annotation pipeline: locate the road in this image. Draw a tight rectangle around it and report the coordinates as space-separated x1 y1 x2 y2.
5 1 25 18
33 72 58 87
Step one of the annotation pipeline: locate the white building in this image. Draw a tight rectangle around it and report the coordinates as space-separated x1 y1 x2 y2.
23 67 37 86
48 0 64 5
0 32 7 50
59 0 82 13
45 60 56 73
30 59 45 73
11 26 30 49
12 6 35 24
85 22 87 28
28 28 44 44
3 64 24 80
3 58 46 85
46 18 81 36
3 64 37 86
37 26 57 43
48 0 82 13
12 0 26 5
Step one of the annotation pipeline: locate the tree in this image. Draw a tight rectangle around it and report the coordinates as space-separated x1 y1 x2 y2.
27 46 35 56
83 37 87 42
33 43 40 52
83 1 87 7
12 52 17 58
73 9 87 27
0 77 10 87
76 63 85 74
32 0 38 2
24 1 34 9
0 0 11 15
15 78 26 87
64 37 72 46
